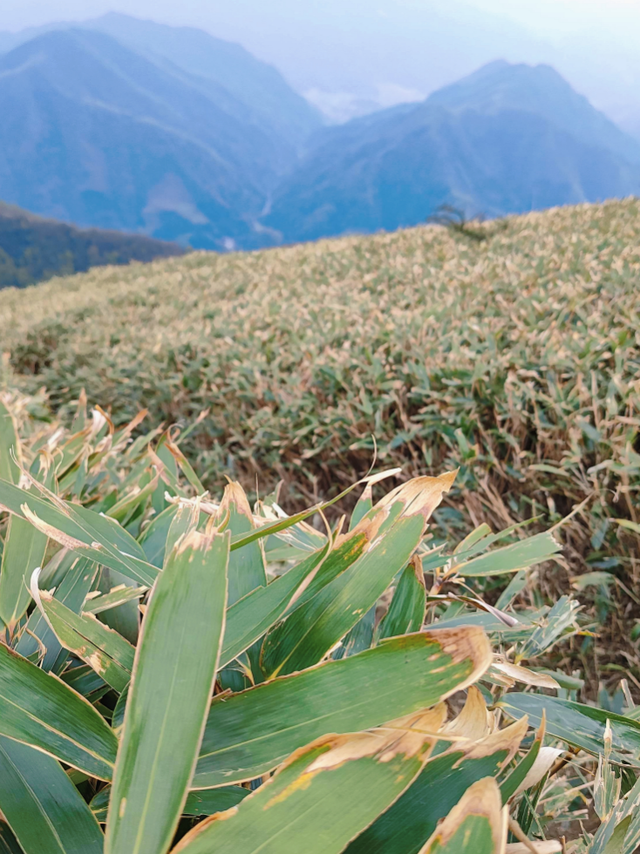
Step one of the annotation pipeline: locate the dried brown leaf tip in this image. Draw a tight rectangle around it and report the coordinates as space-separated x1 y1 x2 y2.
176 528 223 555
418 777 507 853
217 480 253 521
342 470 458 548
378 470 458 520
303 704 447 774
444 686 494 742
426 626 493 689
459 717 528 765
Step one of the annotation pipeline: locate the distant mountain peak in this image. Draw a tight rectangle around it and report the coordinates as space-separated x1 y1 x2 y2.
265 59 640 243
425 59 640 165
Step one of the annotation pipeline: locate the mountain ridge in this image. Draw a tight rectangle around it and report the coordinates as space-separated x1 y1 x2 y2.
0 199 183 290
265 60 640 243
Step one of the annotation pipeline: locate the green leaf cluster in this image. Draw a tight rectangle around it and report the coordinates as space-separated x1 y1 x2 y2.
0 397 637 854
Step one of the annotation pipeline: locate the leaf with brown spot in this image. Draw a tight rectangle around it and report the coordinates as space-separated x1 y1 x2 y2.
174 714 446 854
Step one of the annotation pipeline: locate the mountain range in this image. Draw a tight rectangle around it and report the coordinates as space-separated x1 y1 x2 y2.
0 15 639 250
0 17 321 251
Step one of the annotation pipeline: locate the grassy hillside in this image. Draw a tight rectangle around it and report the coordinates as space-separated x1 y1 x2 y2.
1 199 640 583
0 201 183 289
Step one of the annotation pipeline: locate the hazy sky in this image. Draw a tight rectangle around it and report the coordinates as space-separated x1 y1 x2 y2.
1 0 639 128
1 0 638 37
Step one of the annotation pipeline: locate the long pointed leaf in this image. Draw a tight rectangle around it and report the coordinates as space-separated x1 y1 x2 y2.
194 627 491 788
378 556 426 640
500 693 640 765
218 482 266 604
0 515 47 630
0 401 20 485
35 588 135 693
346 706 526 854
219 545 328 669
176 710 447 854
0 643 117 779
261 473 455 677
15 555 98 673
105 530 230 854
0 737 103 854
454 532 562 577
0 480 158 586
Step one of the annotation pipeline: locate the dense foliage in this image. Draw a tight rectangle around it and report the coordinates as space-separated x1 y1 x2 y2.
2 200 640 566
0 202 183 290
0 393 639 853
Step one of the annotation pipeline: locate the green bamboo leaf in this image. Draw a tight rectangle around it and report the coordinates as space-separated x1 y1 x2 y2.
378 557 426 640
454 532 562 577
346 690 526 854
217 483 267 689
219 545 328 669
261 514 424 677
499 729 542 803
112 682 129 734
347 751 506 854
105 473 160 523
35 584 135 693
500 693 640 765
15 555 98 673
0 737 103 854
417 778 506 853
590 775 640 854
517 595 581 660
229 478 363 552
183 787 249 817
138 504 178 567
0 479 158 587
0 401 20 485
332 605 376 660
349 483 374 530
194 627 492 788
176 712 445 854
261 473 455 677
0 643 118 779
105 529 230 854
218 482 267 605
61 664 109 703
0 457 55 631
0 515 47 630
95 568 141 645
453 524 492 555
281 531 368 614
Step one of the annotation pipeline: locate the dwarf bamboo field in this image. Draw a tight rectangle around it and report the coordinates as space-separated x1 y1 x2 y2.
2 200 640 669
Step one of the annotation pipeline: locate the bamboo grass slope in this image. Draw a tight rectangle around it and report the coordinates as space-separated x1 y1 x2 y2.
0 399 638 854
2 200 640 589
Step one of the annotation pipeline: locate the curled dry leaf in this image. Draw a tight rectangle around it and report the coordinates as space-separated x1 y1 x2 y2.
511 747 564 798
443 686 496 742
492 662 560 690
